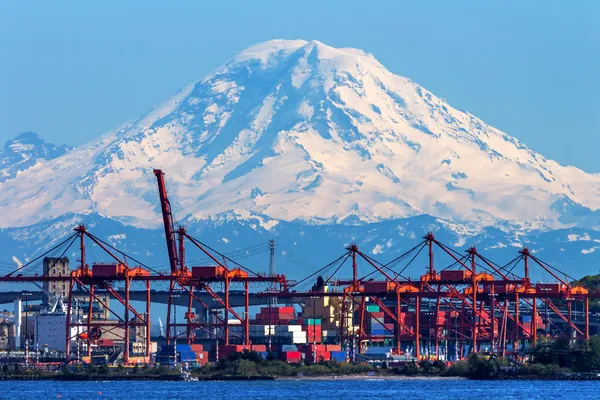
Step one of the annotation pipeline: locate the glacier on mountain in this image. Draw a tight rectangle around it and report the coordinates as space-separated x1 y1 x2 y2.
2 39 600 279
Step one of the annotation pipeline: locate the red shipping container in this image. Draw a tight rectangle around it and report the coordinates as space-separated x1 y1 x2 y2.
192 266 225 278
325 344 341 352
93 263 125 277
306 351 330 363
440 270 473 281
97 338 115 347
279 351 302 363
363 281 396 292
197 351 209 366
191 344 204 352
251 344 267 352
299 344 326 352
219 344 264 358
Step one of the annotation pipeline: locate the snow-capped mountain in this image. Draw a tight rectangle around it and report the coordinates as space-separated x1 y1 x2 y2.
2 40 600 280
0 131 73 182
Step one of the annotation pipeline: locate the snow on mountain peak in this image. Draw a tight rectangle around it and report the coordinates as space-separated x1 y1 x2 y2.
0 131 73 182
2 40 600 233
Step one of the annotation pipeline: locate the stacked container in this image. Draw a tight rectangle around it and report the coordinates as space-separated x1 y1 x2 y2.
521 315 545 333
299 344 330 363
177 344 197 363
369 311 386 336
254 306 295 325
228 323 308 345
302 318 322 344
218 344 268 359
275 325 307 344
322 328 339 344
279 351 302 363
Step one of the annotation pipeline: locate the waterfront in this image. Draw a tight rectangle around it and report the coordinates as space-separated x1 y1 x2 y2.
0 379 598 399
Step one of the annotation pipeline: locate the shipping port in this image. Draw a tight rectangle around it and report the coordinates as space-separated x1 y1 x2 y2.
0 169 598 369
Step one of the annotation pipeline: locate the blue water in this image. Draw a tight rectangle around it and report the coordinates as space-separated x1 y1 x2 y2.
0 379 598 399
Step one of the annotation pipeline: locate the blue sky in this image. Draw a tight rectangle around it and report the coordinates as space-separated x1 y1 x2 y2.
1 1 599 171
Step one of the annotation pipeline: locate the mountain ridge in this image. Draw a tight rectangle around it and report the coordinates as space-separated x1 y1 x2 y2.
1 39 599 241
0 131 73 182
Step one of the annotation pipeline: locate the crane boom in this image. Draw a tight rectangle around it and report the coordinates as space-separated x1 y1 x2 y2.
154 169 179 273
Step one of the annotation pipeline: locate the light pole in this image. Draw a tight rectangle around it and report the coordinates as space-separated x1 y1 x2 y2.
210 310 219 362
489 292 497 354
268 298 272 353
343 298 352 362
22 291 32 365
170 293 181 368
454 310 459 360
312 297 317 363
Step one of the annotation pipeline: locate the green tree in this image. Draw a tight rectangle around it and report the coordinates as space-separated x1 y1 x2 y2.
467 353 501 379
445 360 468 376
236 359 257 376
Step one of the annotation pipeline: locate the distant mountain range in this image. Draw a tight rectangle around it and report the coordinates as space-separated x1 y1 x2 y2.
1 40 599 282
0 131 72 182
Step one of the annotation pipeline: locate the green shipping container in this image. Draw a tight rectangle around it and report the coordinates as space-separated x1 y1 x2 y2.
366 305 380 312
305 318 322 325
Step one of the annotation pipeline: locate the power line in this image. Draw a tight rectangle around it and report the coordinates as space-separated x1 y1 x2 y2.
4 232 78 277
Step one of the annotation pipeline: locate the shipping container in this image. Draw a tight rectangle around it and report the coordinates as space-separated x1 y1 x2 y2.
363 281 396 293
191 344 204 353
197 351 209 366
97 338 115 347
305 351 330 363
279 351 302 363
535 283 567 294
330 350 346 362
92 263 126 277
440 270 473 281
366 304 380 312
303 318 322 325
191 266 226 278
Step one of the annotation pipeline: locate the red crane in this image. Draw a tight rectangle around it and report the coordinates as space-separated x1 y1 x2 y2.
154 169 179 273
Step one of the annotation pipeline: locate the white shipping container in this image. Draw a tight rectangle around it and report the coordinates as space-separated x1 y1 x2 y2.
274 325 302 333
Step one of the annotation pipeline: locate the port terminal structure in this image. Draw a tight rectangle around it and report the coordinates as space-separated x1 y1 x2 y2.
0 169 598 365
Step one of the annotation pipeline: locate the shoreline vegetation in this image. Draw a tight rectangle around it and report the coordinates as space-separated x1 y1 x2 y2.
2 336 600 381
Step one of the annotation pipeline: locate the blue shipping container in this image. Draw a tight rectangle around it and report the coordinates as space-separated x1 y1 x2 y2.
161 345 175 354
331 351 346 362
179 351 197 362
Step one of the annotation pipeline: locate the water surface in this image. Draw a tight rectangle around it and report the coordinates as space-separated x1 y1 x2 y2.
0 378 598 399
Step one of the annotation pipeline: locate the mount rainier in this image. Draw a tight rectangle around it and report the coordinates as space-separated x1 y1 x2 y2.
2 39 600 280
